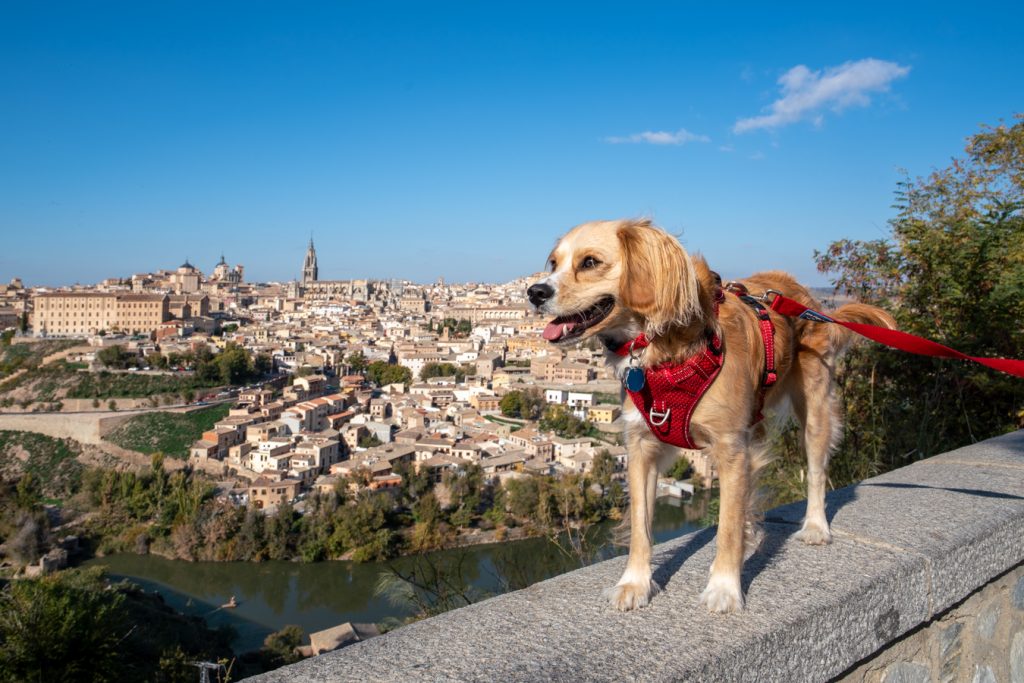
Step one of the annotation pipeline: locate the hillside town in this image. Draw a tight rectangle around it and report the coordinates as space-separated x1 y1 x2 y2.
1 239 716 517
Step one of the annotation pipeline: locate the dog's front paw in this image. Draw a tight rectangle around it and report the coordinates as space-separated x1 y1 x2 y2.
795 520 832 545
603 578 661 611
699 577 744 613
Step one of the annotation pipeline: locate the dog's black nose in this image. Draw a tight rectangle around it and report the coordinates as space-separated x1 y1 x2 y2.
527 283 554 306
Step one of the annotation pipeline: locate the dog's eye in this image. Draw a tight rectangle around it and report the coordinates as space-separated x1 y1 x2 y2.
580 256 600 270
549 259 557 272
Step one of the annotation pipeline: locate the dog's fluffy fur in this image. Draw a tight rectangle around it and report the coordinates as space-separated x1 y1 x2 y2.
529 219 895 612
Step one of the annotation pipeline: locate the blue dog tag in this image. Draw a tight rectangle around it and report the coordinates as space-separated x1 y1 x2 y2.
624 367 646 392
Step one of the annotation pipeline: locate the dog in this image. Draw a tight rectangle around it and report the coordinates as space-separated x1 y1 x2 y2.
527 218 895 613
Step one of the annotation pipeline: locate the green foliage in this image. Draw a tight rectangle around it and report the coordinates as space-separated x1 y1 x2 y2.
499 388 545 419
0 431 83 500
590 450 618 489
366 361 412 388
0 567 128 682
261 625 306 667
0 340 78 380
96 344 137 369
345 351 368 374
666 457 692 481
65 344 264 401
0 567 235 683
792 116 1024 503
435 318 473 338
215 342 255 385
539 405 591 438
442 464 484 529
105 403 231 458
419 362 465 382
65 370 210 400
394 459 431 504
358 433 383 449
329 492 396 561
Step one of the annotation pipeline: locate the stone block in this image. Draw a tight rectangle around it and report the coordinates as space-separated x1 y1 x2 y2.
972 664 996 683
882 661 929 683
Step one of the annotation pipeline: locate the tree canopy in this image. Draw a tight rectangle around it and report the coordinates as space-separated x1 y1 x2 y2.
366 361 412 388
780 116 1024 499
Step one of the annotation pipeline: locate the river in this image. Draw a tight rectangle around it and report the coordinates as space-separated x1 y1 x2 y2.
84 492 711 653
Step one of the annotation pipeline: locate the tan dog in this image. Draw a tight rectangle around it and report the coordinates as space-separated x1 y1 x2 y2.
527 219 894 612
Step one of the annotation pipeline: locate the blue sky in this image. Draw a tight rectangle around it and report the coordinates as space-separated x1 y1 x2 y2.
2 2 1022 287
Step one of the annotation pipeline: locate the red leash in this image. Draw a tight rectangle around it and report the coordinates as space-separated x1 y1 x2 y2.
768 293 1024 379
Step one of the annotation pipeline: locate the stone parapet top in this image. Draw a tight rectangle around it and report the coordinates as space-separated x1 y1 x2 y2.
245 430 1024 682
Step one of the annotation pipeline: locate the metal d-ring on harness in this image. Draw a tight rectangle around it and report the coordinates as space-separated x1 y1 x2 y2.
614 327 724 449
622 336 672 426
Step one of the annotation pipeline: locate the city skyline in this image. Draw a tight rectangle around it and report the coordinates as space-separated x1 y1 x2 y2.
3 2 1023 287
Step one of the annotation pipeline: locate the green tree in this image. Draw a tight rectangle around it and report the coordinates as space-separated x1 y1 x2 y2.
346 351 368 374
666 457 692 481
806 116 1024 498
499 388 545 420
420 362 465 382
366 360 412 388
97 345 135 369
410 491 447 551
358 433 383 449
590 450 618 489
0 568 127 682
330 492 394 562
540 405 590 438
394 459 431 504
443 464 484 529
216 342 254 385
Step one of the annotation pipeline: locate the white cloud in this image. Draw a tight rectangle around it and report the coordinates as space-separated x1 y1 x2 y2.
605 128 710 145
734 58 910 134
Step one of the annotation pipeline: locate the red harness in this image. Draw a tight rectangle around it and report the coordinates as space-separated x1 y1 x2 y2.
615 331 724 449
615 281 778 449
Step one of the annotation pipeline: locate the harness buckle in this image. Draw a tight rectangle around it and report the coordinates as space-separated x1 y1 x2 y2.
648 406 671 427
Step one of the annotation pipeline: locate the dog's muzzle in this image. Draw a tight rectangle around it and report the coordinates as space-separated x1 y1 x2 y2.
527 282 554 308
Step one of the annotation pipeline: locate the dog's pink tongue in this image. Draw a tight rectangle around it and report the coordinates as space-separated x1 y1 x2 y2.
543 318 576 341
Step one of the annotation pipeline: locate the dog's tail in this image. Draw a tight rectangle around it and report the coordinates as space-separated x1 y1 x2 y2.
825 303 896 356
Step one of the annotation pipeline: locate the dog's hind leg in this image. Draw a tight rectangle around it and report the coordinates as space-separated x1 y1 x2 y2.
604 429 662 610
792 361 839 545
700 434 749 612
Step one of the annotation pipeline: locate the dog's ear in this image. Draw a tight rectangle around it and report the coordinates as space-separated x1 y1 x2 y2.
617 220 702 334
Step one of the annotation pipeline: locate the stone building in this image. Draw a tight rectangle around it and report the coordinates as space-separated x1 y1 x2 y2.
33 292 169 337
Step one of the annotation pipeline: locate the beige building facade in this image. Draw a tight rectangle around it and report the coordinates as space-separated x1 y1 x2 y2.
33 292 170 337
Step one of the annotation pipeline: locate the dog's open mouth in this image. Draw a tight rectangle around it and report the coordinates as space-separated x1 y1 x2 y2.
542 296 615 343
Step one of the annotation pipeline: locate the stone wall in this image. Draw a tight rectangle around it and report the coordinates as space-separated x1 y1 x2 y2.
245 431 1024 683
840 563 1024 683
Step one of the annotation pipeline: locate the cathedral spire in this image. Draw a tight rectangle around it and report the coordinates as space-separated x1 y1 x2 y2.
302 237 318 284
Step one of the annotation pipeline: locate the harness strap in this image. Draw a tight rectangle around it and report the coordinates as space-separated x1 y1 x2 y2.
726 287 776 423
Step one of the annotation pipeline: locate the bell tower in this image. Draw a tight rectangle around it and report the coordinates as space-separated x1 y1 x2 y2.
302 238 318 284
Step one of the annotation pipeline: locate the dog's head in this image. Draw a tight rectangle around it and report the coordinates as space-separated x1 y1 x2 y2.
528 218 704 345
